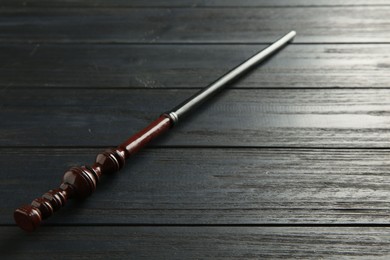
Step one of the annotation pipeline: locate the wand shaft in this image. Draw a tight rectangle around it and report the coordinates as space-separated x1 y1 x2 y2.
14 31 296 231
169 31 296 122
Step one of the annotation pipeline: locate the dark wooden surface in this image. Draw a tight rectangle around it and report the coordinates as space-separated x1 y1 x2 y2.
1 6 390 43
1 227 390 259
1 44 389 88
1 0 390 258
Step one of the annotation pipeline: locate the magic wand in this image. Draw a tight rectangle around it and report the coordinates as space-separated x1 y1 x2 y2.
14 31 296 231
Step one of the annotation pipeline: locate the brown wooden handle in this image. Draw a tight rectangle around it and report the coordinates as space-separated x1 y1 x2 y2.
14 115 172 231
14 184 74 232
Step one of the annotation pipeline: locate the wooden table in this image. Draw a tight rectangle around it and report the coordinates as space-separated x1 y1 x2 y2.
1 0 390 258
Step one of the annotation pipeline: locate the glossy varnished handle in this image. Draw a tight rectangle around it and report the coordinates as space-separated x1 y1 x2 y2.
14 115 172 231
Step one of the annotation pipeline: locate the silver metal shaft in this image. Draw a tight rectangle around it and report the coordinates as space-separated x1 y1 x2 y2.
167 31 296 124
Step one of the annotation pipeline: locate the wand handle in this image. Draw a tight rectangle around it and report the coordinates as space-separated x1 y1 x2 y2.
14 115 172 231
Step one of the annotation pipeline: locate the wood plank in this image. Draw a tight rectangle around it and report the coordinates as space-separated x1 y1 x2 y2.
1 0 389 8
1 88 390 147
1 226 390 258
2 148 390 224
1 43 389 89
0 7 390 43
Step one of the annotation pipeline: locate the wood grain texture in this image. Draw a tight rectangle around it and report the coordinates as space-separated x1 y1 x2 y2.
2 148 390 225
1 88 390 147
1 7 390 43
1 44 389 89
1 0 390 7
2 0 390 256
1 226 390 259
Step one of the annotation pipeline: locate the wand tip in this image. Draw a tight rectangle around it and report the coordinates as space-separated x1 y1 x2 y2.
288 30 297 40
